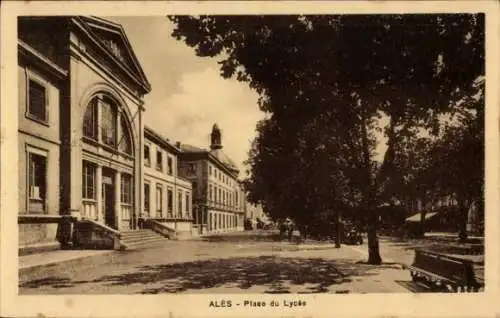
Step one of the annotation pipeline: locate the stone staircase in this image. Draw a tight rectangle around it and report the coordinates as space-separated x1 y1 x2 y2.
120 229 170 250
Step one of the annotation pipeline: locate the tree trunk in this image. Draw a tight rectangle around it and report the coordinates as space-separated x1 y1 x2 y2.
360 108 382 265
419 195 427 238
335 210 341 248
367 220 382 264
458 199 469 242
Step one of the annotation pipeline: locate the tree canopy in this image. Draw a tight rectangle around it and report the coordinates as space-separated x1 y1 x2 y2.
169 14 484 262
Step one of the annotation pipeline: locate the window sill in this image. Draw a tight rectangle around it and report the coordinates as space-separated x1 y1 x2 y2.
25 113 49 127
83 137 134 158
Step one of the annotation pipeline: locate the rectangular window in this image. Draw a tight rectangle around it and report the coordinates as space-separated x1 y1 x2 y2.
156 185 163 216
144 182 150 213
156 150 163 171
192 181 198 196
167 188 173 216
28 79 47 122
28 152 47 213
209 165 212 176
120 173 132 204
185 193 190 216
167 157 173 175
209 184 213 202
144 145 151 167
178 190 183 216
82 161 96 200
219 188 222 204
187 163 196 176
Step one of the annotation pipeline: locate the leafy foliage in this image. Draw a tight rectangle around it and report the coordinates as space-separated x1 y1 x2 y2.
170 14 484 261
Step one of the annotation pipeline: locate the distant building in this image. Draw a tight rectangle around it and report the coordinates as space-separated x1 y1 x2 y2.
245 203 267 225
143 127 193 237
178 124 245 234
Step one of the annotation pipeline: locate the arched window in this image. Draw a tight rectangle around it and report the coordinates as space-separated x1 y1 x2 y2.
100 97 117 147
119 116 132 155
83 98 98 140
82 94 133 155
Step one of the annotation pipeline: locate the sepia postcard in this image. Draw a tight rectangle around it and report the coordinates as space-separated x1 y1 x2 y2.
1 1 499 317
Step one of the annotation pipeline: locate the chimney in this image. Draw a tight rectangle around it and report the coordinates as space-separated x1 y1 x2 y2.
175 141 181 148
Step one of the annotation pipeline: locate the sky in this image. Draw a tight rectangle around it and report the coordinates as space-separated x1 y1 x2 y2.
108 16 265 176
108 16 390 175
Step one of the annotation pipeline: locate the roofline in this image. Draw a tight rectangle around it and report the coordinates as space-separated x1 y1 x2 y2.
75 16 152 93
207 152 240 176
179 149 239 177
144 126 180 153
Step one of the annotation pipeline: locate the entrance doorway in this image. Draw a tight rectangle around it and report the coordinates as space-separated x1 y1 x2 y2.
102 168 116 229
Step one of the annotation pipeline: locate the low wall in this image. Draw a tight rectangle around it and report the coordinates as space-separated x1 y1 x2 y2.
73 222 119 250
19 223 59 247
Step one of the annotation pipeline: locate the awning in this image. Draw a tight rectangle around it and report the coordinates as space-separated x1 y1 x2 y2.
405 212 438 223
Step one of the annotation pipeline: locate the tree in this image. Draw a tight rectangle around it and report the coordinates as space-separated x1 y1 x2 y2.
170 14 484 264
424 82 484 240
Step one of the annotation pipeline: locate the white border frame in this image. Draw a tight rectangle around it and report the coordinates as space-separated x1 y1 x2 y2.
1 1 499 318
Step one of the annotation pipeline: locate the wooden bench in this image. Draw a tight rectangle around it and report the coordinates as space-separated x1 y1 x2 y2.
408 249 484 292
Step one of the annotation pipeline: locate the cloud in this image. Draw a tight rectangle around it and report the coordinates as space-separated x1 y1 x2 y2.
110 16 264 175
145 66 264 174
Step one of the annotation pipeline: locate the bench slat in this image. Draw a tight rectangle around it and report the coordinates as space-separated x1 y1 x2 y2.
409 249 483 291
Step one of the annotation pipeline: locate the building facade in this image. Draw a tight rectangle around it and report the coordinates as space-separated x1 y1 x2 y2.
178 124 245 234
143 127 193 237
17 16 247 252
16 16 198 252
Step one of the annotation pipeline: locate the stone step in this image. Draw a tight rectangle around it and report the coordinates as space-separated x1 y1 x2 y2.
121 230 159 238
121 232 161 239
121 234 168 245
122 237 169 250
122 237 167 247
120 229 170 250
120 229 154 235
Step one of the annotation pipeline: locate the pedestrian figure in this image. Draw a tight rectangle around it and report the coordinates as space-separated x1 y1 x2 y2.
287 223 294 242
279 221 287 240
138 213 145 229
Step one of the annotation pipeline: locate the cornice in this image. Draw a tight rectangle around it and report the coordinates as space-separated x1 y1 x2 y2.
70 42 144 107
18 40 68 81
70 17 151 95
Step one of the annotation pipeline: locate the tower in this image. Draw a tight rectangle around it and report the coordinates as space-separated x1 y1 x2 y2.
210 123 222 150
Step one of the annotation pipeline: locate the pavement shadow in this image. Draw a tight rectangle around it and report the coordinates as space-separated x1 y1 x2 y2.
20 276 76 289
20 255 408 294
202 232 283 243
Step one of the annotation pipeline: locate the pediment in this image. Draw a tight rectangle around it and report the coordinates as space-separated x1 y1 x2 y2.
76 16 151 94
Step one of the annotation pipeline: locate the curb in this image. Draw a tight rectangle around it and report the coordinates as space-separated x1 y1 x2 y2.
19 250 114 271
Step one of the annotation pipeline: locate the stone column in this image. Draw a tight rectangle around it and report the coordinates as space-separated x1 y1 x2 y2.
96 94 102 143
68 61 83 219
116 109 122 150
96 164 103 222
114 170 121 230
134 103 145 230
